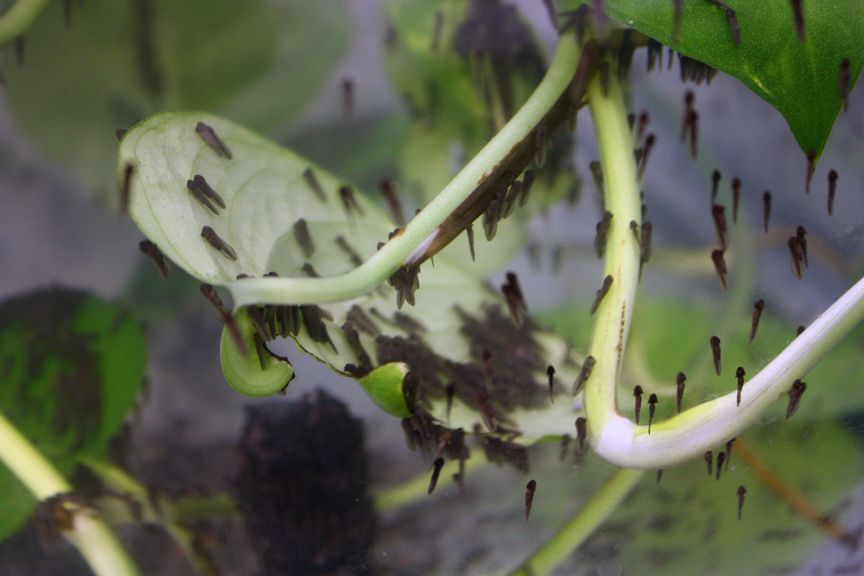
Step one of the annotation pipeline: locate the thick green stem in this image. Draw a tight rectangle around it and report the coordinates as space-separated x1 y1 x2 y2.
508 468 643 576
228 33 583 308
0 412 139 576
584 66 864 470
0 0 51 44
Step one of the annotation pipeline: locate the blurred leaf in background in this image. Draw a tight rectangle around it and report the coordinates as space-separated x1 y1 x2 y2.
604 421 864 576
0 287 146 540
0 0 348 204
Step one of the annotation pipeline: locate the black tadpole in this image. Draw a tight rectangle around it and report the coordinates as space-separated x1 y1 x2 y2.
710 336 722 375
681 91 695 142
636 111 650 143
302 167 327 202
379 179 406 226
725 439 735 470
786 380 807 419
796 226 809 267
712 204 728 249
638 134 656 178
788 236 805 279
573 356 595 395
736 367 746 406
525 480 537 521
640 221 653 275
186 178 219 214
688 110 699 158
341 77 355 124
428 457 445 495
705 451 713 476
716 452 726 480
676 372 686 413
731 177 741 224
737 485 747 520
595 211 614 259
559 435 572 462
139 240 170 279
750 299 765 343
711 170 721 204
502 272 528 327
839 58 851 112
762 191 772 232
293 219 316 259
634 385 643 425
547 365 556 403
121 164 134 215
575 417 588 453
339 185 364 219
590 275 614 315
806 150 816 193
828 170 838 216
790 0 805 42
200 284 244 353
201 226 238 261
647 394 658 434
195 122 233 159
711 249 728 291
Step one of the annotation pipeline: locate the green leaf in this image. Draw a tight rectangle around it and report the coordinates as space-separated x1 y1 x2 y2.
605 420 864 575
562 0 864 157
0 287 146 540
121 111 585 442
538 299 864 422
358 363 413 418
220 308 294 398
0 0 348 202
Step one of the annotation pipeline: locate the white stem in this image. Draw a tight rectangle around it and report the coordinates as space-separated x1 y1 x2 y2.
585 65 864 470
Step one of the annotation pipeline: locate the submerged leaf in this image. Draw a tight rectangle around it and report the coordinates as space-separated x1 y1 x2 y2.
121 112 584 443
1 0 348 203
0 288 146 541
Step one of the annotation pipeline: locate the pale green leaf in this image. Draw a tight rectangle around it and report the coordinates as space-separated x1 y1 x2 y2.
120 111 585 442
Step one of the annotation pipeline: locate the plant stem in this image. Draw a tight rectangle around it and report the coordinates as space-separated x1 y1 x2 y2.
508 468 643 576
0 0 51 45
229 32 583 308
583 67 642 437
583 63 864 470
0 412 139 576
